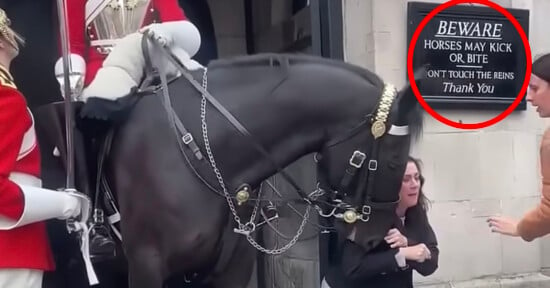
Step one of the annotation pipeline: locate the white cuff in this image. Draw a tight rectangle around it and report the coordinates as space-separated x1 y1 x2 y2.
0 185 81 230
395 250 407 268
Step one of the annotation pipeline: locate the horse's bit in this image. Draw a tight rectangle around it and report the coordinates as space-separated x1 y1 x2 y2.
143 31 407 255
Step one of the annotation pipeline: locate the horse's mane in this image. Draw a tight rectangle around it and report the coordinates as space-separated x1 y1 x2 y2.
207 53 423 141
207 53 385 89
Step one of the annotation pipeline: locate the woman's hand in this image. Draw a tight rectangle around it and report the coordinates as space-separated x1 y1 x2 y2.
385 228 408 248
400 244 431 263
487 215 519 237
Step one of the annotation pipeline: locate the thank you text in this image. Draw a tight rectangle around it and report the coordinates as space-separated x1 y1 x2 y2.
408 4 529 108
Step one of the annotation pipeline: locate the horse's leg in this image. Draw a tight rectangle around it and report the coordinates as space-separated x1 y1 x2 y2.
127 247 163 288
212 235 257 288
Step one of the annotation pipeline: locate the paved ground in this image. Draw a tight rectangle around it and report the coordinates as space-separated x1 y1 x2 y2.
417 272 550 288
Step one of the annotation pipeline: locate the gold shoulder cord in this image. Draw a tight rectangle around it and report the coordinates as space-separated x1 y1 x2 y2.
371 83 398 139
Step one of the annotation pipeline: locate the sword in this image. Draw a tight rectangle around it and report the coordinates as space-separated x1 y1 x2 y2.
55 0 79 189
54 0 98 285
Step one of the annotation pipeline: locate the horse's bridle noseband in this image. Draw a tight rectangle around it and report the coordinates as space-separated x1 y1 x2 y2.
142 31 409 232
317 83 410 224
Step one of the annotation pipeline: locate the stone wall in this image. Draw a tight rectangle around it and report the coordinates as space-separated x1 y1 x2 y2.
207 0 247 57
342 0 550 286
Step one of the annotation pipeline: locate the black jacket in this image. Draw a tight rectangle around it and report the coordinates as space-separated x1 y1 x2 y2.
324 205 439 288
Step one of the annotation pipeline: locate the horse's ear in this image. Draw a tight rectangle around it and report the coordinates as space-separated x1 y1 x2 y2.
394 65 428 126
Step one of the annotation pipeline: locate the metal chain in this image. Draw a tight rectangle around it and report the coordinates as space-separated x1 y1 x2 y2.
199 68 307 254
247 182 263 226
200 68 245 228
246 205 311 255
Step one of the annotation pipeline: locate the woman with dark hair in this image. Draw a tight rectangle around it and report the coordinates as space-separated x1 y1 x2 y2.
322 156 439 288
488 53 550 241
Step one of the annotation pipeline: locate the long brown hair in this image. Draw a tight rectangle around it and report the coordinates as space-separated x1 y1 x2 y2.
533 53 550 83
408 156 431 211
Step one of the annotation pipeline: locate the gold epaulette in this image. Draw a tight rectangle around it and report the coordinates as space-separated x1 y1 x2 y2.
0 64 16 89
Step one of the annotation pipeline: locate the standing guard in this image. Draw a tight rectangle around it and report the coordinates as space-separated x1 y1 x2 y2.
0 8 87 288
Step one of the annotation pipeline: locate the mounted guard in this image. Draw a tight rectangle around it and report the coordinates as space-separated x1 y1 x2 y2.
47 0 202 263
60 0 192 88
0 8 90 288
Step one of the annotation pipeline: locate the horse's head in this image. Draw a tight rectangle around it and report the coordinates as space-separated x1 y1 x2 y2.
316 67 426 252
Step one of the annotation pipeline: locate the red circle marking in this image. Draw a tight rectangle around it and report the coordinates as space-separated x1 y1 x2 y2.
407 0 532 130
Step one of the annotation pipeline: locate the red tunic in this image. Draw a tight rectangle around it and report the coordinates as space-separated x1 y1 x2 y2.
65 0 187 87
0 65 55 271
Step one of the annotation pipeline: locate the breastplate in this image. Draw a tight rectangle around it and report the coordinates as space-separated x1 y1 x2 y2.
90 0 151 46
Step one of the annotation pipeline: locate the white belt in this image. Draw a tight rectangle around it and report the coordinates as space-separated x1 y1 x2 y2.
9 172 42 187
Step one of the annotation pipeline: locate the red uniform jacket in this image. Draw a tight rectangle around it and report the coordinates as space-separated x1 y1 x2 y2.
65 0 187 86
0 65 55 271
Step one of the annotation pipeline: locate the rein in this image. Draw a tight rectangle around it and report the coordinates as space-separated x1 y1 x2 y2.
140 31 409 244
141 32 323 207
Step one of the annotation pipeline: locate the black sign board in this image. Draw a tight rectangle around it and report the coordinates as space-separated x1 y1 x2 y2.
407 2 530 110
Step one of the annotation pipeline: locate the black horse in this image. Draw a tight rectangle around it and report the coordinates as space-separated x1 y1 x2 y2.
2 0 218 286
48 44 425 287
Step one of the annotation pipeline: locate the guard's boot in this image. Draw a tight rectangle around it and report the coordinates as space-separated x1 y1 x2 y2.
36 101 117 262
89 208 117 262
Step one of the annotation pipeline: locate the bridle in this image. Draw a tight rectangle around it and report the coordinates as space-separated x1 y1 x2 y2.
315 83 410 225
141 32 410 254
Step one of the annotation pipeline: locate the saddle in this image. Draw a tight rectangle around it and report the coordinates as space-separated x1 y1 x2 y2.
36 34 209 264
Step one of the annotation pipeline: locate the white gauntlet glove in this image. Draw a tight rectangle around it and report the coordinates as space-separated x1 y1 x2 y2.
0 185 90 230
140 20 201 58
57 192 82 220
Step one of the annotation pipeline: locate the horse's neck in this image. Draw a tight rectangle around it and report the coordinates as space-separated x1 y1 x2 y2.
212 59 375 190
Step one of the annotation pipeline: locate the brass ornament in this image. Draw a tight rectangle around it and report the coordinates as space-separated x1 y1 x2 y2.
107 0 147 10
236 188 250 205
371 120 386 139
371 83 398 139
108 0 122 10
343 209 358 224
125 0 143 9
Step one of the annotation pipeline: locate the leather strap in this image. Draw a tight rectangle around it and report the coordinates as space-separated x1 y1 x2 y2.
156 56 205 162
141 33 204 161
145 32 313 203
140 35 158 90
